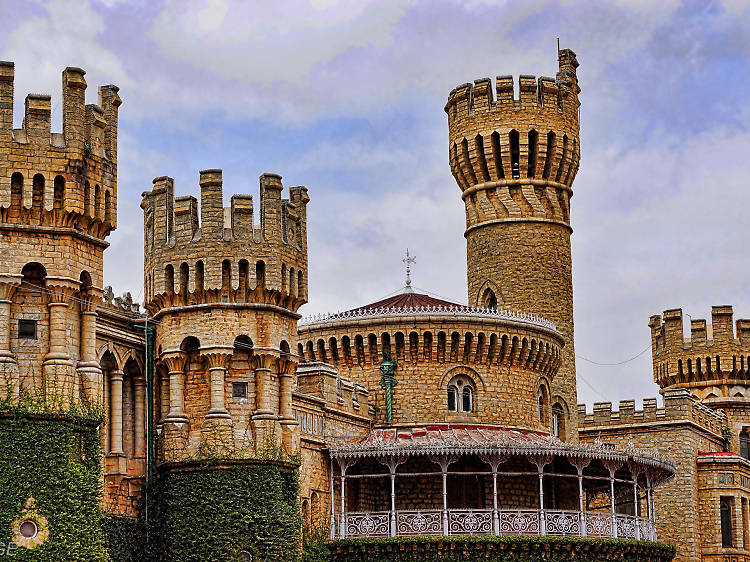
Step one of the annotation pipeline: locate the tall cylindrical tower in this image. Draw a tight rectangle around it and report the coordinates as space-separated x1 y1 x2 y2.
445 48 580 439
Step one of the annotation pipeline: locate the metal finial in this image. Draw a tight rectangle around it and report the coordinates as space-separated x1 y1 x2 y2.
403 248 416 293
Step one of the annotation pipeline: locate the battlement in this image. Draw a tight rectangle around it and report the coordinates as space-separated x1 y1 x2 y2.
142 170 309 314
445 49 580 231
577 388 726 436
0 62 121 239
649 306 750 392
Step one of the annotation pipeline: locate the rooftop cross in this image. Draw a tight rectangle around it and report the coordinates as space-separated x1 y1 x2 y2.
403 249 416 293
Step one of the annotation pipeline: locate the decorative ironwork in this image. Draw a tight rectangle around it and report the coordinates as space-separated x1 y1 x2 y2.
300 304 557 331
336 509 654 540
343 512 390 538
585 512 612 537
616 514 638 539
545 510 581 536
448 510 493 535
498 510 541 535
396 511 443 536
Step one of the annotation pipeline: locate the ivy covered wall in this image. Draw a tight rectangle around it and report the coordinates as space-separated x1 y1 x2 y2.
150 459 302 562
0 413 108 561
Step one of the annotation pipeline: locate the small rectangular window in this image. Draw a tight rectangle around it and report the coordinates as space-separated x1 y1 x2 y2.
232 382 247 399
721 496 734 548
18 320 37 339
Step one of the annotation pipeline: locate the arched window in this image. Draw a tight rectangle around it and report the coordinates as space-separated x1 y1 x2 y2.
741 431 750 460
447 375 475 413
462 386 473 412
483 288 497 311
537 386 549 425
447 386 457 412
552 403 565 440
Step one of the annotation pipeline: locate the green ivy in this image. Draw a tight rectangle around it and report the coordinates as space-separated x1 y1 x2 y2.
0 412 108 561
102 514 151 562
149 459 302 561
324 535 677 562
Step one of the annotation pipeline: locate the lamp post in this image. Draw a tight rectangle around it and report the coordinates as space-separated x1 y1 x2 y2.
379 353 397 426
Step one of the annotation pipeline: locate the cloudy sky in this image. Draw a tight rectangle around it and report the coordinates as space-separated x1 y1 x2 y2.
2 0 749 408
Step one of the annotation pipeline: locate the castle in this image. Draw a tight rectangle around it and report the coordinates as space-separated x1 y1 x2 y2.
0 48 743 562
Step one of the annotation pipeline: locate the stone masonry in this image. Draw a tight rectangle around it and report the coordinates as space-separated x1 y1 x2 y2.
445 49 581 442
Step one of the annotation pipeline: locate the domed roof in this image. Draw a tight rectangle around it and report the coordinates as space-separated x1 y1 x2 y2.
346 290 462 314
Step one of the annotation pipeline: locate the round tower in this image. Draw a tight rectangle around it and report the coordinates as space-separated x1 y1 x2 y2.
0 61 120 557
444 48 580 440
141 170 309 559
142 170 309 460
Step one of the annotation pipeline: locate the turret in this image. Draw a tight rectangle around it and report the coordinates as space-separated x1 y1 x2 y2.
445 48 580 441
141 170 309 314
650 306 750 397
142 168 310 466
0 62 121 237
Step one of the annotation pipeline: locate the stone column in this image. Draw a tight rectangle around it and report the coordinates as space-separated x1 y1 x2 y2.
0 276 21 399
278 356 299 456
251 353 279 447
160 351 189 463
201 347 232 420
162 352 188 424
109 369 125 455
200 347 233 453
134 377 146 458
78 288 103 404
43 279 78 407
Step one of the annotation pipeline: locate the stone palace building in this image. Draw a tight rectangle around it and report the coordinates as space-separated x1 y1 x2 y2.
0 47 745 562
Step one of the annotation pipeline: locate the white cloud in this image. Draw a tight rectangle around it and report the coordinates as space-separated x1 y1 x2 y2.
150 0 409 83
0 0 132 129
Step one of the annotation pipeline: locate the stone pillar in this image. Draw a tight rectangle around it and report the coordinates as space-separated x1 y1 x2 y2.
202 347 232 420
109 369 125 455
278 356 299 456
162 352 188 424
43 279 78 407
251 353 279 447
159 352 189 463
0 276 21 399
134 377 146 458
158 371 170 427
200 347 233 453
77 288 103 404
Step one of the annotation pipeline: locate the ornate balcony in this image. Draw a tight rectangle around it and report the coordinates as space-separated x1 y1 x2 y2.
334 509 656 540
327 425 673 544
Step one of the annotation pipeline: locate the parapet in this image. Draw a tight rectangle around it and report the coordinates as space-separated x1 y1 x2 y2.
142 169 309 315
649 306 750 392
444 49 580 230
0 62 122 239
296 361 369 416
577 388 726 436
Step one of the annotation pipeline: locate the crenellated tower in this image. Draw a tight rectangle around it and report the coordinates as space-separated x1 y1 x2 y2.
445 48 580 439
141 170 309 462
650 306 750 400
0 61 121 408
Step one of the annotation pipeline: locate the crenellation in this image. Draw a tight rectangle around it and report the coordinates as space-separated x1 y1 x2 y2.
143 170 309 316
0 63 120 239
23 94 51 144
650 306 750 394
579 389 727 436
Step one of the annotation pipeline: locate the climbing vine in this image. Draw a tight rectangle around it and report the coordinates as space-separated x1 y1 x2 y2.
149 459 302 561
0 406 107 561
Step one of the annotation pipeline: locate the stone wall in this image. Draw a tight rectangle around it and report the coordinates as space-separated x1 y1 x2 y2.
579 388 725 562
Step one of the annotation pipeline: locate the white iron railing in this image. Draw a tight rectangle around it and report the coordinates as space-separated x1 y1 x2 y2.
300 304 557 331
334 509 656 541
